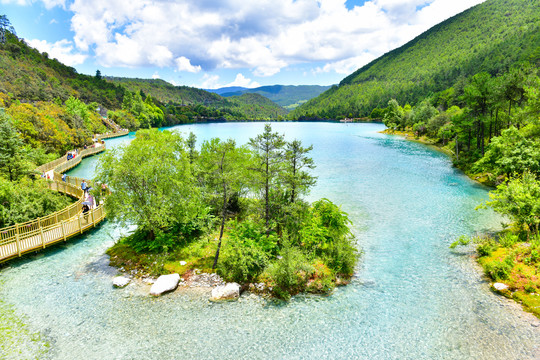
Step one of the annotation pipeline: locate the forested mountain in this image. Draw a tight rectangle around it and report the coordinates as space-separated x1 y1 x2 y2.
210 85 332 109
106 77 222 105
291 0 540 120
106 77 289 121
214 93 289 120
0 33 124 109
206 86 247 95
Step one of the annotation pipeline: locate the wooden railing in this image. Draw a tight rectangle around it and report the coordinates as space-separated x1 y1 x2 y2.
96 129 129 140
36 144 106 174
0 142 110 262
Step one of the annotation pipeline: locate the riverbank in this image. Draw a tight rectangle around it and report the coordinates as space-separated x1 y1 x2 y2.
453 233 540 319
388 127 540 319
381 129 496 187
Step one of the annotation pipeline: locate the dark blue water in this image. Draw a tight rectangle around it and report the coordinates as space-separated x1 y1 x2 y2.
1 122 539 359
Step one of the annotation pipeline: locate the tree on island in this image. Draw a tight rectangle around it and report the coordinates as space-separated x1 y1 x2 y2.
96 129 201 246
248 124 286 236
199 138 250 269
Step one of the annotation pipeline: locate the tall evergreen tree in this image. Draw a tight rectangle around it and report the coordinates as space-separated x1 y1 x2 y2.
248 124 285 236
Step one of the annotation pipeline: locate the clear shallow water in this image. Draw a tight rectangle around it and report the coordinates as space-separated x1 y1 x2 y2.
1 122 539 359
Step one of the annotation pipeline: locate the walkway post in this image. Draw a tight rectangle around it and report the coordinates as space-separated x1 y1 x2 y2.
78 214 83 234
61 221 66 242
40 226 45 249
15 224 21 256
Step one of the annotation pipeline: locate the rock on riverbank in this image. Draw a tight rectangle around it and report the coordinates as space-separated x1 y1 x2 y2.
210 283 241 301
150 274 180 296
112 276 131 288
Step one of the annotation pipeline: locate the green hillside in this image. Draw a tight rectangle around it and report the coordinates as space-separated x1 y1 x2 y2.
0 33 124 109
291 0 540 120
215 93 288 120
220 85 332 109
106 77 288 121
106 77 222 105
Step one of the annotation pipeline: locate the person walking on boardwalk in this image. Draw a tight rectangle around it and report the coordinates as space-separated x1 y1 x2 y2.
81 179 88 197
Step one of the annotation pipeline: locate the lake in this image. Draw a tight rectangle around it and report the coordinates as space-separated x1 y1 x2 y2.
1 122 539 359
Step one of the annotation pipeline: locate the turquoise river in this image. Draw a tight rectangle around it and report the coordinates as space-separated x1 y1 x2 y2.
1 122 539 359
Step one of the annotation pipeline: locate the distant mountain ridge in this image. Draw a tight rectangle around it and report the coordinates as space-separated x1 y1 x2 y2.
207 85 332 109
291 0 540 119
105 77 288 120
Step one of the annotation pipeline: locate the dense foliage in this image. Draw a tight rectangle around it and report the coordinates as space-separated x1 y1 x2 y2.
0 33 124 109
291 0 540 120
0 112 74 228
106 77 289 123
217 85 332 109
100 126 358 299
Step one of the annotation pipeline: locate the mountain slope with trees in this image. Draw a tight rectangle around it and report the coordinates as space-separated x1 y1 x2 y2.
213 85 332 109
106 77 289 122
291 0 540 120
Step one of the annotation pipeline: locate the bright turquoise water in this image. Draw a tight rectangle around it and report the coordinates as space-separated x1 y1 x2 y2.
1 122 539 359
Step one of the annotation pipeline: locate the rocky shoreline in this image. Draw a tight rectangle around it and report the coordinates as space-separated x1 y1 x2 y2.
110 267 270 301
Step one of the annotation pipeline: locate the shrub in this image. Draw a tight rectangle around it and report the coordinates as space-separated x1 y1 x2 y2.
306 259 335 294
264 245 313 300
125 229 179 254
485 256 514 281
299 199 358 275
477 240 497 257
449 235 471 249
498 232 519 247
217 219 271 283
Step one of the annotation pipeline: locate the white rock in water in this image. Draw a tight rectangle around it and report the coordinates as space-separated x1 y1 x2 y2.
493 282 509 291
179 261 187 266
150 274 180 296
210 282 241 301
113 276 130 288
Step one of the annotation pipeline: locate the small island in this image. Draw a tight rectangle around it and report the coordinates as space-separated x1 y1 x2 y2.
99 124 359 300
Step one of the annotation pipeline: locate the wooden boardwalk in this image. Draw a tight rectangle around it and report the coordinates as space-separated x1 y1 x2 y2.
0 145 108 263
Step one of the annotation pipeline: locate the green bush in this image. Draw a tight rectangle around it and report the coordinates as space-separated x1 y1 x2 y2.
263 245 313 300
125 229 179 254
217 220 271 283
486 256 514 280
498 232 519 247
299 199 358 275
449 235 471 249
305 259 335 294
0 177 74 227
477 240 497 257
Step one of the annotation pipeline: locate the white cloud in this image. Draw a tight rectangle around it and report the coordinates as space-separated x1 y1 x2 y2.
27 38 87 66
315 53 377 75
151 72 160 79
196 73 260 90
64 0 486 76
224 73 260 88
175 56 202 73
199 74 221 89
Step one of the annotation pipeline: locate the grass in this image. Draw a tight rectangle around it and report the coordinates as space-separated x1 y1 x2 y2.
107 233 218 278
477 240 540 318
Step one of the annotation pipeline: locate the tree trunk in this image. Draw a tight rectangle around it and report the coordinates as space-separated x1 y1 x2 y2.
467 127 471 151
455 135 459 161
265 156 270 237
480 122 485 156
290 156 297 204
212 189 228 270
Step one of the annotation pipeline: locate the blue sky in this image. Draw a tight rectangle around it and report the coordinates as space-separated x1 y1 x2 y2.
1 0 484 89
